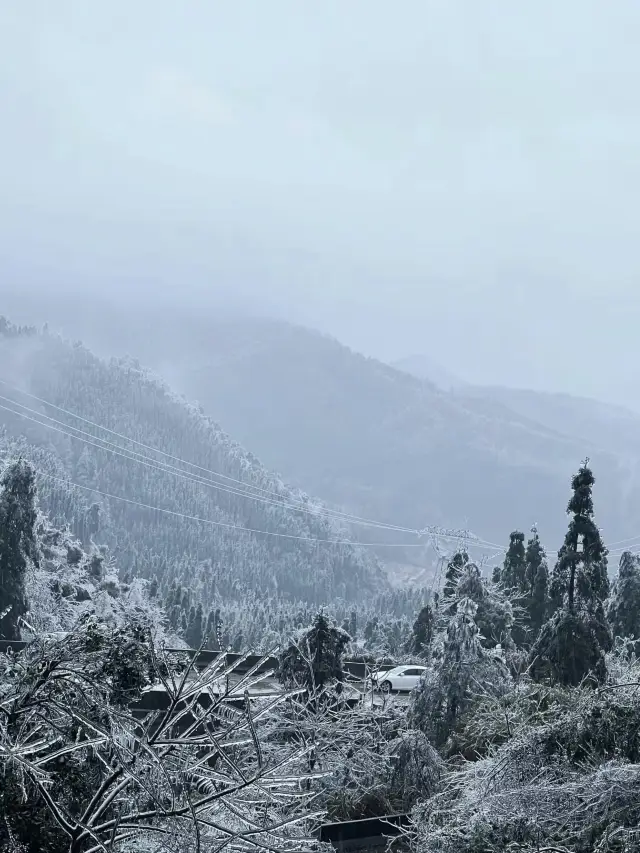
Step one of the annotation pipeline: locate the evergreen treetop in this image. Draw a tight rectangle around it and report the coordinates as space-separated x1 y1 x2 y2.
550 460 608 614
501 531 526 592
443 550 469 601
524 525 549 642
531 461 611 686
524 525 545 592
411 603 435 656
278 610 350 692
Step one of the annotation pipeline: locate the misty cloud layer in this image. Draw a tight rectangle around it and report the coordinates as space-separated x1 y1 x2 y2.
1 2 640 404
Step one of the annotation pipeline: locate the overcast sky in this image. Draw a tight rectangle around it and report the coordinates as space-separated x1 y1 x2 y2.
1 2 640 403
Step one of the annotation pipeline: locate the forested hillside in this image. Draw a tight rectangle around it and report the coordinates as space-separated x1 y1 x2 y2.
4 452 640 853
48 305 633 548
161 319 640 548
391 354 466 392
463 384 640 457
4 293 640 550
0 317 386 615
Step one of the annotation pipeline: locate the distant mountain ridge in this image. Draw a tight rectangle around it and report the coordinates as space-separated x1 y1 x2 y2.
392 350 640 459
154 322 640 549
2 292 639 554
391 354 467 392
463 384 640 459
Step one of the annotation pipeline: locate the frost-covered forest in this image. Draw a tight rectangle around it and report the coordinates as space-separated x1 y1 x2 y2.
0 319 404 642
3 445 640 851
9 298 640 551
3 313 640 852
4 0 640 846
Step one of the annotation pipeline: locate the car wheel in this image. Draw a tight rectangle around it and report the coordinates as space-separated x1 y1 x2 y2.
381 680 392 693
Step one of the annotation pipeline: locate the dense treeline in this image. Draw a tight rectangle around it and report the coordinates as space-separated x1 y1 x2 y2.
0 440 427 654
399 461 640 852
0 445 426 656
269 460 640 850
76 309 637 547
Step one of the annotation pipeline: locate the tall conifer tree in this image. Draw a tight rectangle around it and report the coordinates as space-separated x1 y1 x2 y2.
549 460 609 614
0 460 38 640
530 461 611 686
501 531 527 591
443 551 469 601
526 525 549 639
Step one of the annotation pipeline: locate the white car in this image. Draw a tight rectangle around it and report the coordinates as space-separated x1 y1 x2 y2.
372 665 427 693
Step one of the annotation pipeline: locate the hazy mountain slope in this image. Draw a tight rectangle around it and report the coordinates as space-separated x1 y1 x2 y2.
462 384 640 459
391 355 467 392
394 348 640 461
0 317 385 607
3 293 638 550
72 313 635 549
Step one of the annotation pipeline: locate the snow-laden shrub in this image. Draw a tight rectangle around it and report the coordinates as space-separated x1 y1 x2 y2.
409 598 511 751
23 512 172 644
405 651 640 853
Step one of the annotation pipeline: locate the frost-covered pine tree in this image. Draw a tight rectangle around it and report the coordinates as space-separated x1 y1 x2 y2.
529 554 549 639
502 524 549 645
278 611 350 691
501 530 527 591
349 609 358 640
186 602 204 648
530 461 611 686
443 550 469 602
0 459 38 640
549 460 609 614
85 501 101 540
607 550 640 640
411 603 436 656
456 561 514 650
524 524 549 638
409 597 509 747
74 445 96 486
525 525 544 590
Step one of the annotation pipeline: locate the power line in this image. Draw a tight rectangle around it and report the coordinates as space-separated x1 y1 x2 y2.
605 533 640 550
0 384 423 535
0 443 512 560
0 401 494 550
2 398 586 562
27 465 637 571
0 396 420 536
0 380 553 556
0 377 423 531
31 469 447 549
0 400 514 557
1 380 634 562
0 381 487 542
